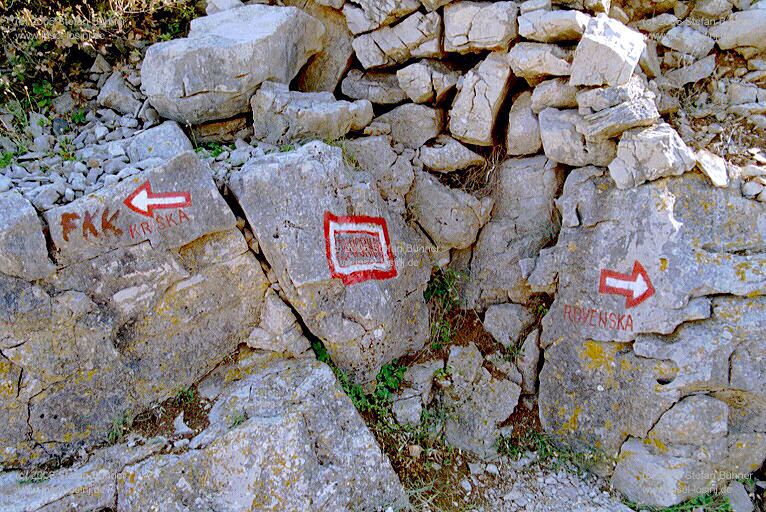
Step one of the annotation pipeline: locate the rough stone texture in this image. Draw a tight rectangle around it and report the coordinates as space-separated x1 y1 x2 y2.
664 54 716 88
449 52 513 146
396 59 461 103
483 303 536 348
97 72 142 116
0 191 55 280
507 42 572 84
251 82 373 145
569 14 645 87
141 5 324 124
119 358 408 511
352 11 442 69
506 91 542 156
419 135 485 172
342 0 421 34
44 151 236 265
247 289 312 357
407 171 493 250
579 95 660 141
696 149 730 188
531 77 579 113
517 328 541 394
608 123 696 189
288 0 355 93
518 9 590 42
392 359 442 426
709 9 766 53
228 142 431 383
461 156 564 308
127 120 193 163
342 136 415 201
443 1 519 54
443 343 521 457
660 25 715 59
374 103 443 149
538 108 617 166
341 69 408 104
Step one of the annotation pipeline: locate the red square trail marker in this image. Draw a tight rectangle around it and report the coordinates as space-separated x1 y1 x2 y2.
598 260 655 308
324 212 398 285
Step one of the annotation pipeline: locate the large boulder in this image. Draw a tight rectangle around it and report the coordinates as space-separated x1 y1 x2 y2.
228 142 431 383
141 5 324 124
0 191 55 280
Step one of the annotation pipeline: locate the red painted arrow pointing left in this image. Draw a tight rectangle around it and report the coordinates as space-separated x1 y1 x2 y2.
599 260 655 308
124 181 191 218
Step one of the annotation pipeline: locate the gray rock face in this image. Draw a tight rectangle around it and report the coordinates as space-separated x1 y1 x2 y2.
462 156 564 308
251 82 373 145
44 151 236 265
531 77 579 112
397 59 461 103
342 0 421 34
141 5 325 124
483 303 536 348
127 121 193 163
709 9 766 53
97 72 142 116
419 135 485 172
579 95 659 141
407 171 493 250
342 136 416 200
518 9 590 42
660 25 715 59
341 69 408 104
443 1 519 53
0 191 55 280
374 103 443 149
449 52 513 146
538 108 616 166
507 42 572 84
352 11 442 69
228 142 430 383
392 359 442 426
506 91 542 156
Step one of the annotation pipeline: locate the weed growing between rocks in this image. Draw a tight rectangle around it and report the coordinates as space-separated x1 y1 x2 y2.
623 492 733 512
425 268 466 352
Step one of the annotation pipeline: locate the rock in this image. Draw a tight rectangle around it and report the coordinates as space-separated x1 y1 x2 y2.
608 123 697 189
90 54 112 74
569 14 645 87
709 9 766 53
251 82 373 145
660 25 715 59
228 142 431 383
392 360 441 426
651 395 728 446
531 77 579 112
352 11 442 69
173 411 194 437
506 91 542 156
97 71 141 116
190 116 249 144
127 121 193 163
443 1 519 53
374 103 443 149
406 171 493 250
31 183 60 210
696 149 730 187
538 108 616 166
483 303 536 348
341 69 408 104
246 289 311 357
449 52 513 146
287 0 355 93
342 0 420 34
393 395 423 425
575 74 649 113
579 95 660 141
342 136 416 200
518 9 590 42
461 156 563 308
507 42 572 84
0 191 55 280
206 0 244 15
396 59 461 103
141 5 324 124
664 54 716 88
419 135 485 172
44 151 236 264
725 481 755 512
444 343 521 457
517 329 540 394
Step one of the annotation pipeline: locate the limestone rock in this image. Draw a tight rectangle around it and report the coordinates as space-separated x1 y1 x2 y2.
247 289 311 357
608 123 696 189
206 0 244 15
374 103 443 149
660 25 715 59
449 52 513 146
342 136 415 200
517 329 540 394
127 121 193 163
696 149 730 188
579 95 660 141
538 108 616 166
507 42 572 84
342 0 421 34
396 59 461 103
518 9 590 42
406 171 493 250
251 82 373 145
419 135 485 172
341 69 407 104
506 91 542 156
0 191 55 280
97 71 142 116
443 1 519 54
352 11 442 69
141 5 324 124
531 77 579 112
569 14 645 87
462 156 564 308
651 395 728 446
392 360 442 425
664 54 716 88
483 303 536 348
228 142 431 383
709 9 766 53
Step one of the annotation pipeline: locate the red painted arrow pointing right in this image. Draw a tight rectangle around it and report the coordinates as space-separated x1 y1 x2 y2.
599 260 655 308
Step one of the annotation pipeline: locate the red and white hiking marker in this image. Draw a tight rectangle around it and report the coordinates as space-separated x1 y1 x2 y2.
324 212 397 285
598 260 655 308
124 181 191 218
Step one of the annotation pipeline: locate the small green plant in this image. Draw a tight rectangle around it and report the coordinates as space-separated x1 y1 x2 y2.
324 137 359 169
433 365 452 380
497 430 605 473
425 268 465 351
31 81 55 110
174 386 195 406
70 109 86 124
278 143 296 153
430 318 454 351
107 412 133 444
535 303 549 318
0 151 14 168
624 491 732 512
195 142 227 158
17 471 49 485
229 410 247 429
57 137 75 161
